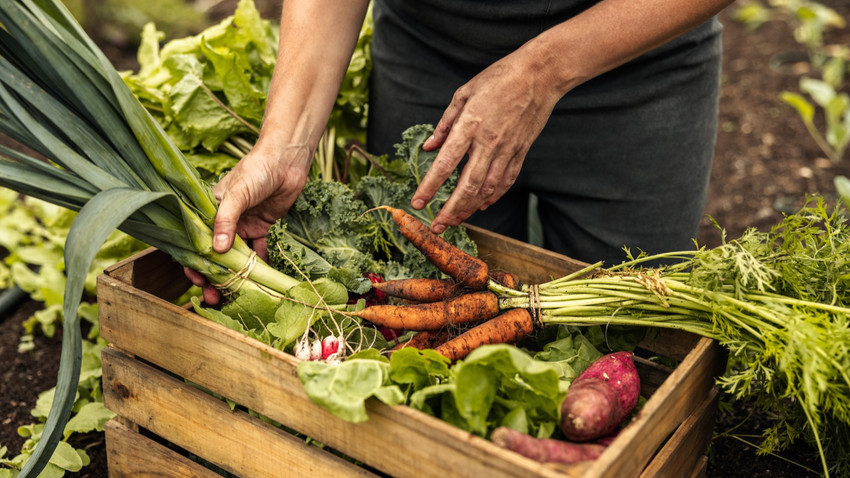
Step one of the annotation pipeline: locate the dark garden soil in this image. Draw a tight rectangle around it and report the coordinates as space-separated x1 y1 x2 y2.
3 2 850 477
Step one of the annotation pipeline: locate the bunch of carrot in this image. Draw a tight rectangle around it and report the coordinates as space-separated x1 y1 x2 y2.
350 206 536 361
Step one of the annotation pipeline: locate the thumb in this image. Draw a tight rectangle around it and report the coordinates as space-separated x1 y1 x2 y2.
213 195 244 253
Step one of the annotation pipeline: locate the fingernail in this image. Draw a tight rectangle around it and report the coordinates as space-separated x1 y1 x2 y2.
432 223 446 235
411 199 425 209
214 234 229 251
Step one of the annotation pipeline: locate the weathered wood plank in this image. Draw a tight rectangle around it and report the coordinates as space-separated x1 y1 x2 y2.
103 348 379 478
105 418 221 478
640 387 719 478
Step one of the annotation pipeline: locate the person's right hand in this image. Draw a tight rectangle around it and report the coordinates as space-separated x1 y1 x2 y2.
184 141 314 304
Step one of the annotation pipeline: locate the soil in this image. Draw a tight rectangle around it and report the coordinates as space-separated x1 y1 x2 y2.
2 2 850 477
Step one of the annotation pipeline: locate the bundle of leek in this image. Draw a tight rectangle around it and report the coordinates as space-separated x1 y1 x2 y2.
0 1 300 475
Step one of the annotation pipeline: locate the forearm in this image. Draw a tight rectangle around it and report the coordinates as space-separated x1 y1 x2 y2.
254 0 370 161
523 0 735 97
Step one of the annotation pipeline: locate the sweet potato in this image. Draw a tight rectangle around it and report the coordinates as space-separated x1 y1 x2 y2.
490 427 607 464
560 351 640 442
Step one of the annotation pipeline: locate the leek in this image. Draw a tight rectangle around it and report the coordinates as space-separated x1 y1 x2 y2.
0 1 300 475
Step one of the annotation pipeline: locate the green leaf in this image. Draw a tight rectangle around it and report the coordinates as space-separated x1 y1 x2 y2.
781 91 816 123
221 289 281 331
47 441 82 472
389 347 451 394
451 345 565 437
191 296 249 335
297 359 396 422
63 402 116 438
800 77 835 107
20 188 169 477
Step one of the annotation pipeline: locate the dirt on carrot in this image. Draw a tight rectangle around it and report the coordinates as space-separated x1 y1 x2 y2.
433 308 535 362
389 328 456 352
377 206 489 289
371 277 461 303
350 291 500 331
489 271 522 290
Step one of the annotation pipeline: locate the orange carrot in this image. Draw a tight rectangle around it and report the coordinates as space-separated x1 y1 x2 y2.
389 328 455 352
378 206 489 289
489 271 522 290
371 278 461 302
433 308 535 362
350 291 500 331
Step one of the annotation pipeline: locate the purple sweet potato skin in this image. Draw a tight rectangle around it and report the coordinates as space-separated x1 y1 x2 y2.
574 351 641 411
560 378 623 441
491 427 607 464
560 351 641 442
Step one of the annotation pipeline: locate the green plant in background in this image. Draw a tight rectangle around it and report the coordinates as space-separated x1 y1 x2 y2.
123 0 373 183
62 0 208 49
734 0 850 207
734 0 845 62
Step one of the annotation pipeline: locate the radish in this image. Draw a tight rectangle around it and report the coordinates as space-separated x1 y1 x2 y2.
321 335 340 359
310 339 323 361
293 339 312 361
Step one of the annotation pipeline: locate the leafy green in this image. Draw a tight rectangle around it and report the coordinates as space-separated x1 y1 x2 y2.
191 276 371 352
297 331 601 438
123 0 277 154
267 124 479 285
297 357 404 423
124 0 373 181
268 180 377 292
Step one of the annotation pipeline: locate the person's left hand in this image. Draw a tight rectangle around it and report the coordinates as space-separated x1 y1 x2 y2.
411 49 563 234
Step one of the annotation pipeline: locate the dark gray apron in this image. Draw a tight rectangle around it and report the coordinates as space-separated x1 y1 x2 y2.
367 0 723 266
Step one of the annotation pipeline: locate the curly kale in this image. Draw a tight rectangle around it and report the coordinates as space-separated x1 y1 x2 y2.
267 124 478 289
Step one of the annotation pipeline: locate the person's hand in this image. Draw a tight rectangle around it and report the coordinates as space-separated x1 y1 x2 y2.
411 50 563 234
184 142 313 304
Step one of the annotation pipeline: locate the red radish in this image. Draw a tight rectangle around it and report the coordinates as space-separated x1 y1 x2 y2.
321 335 340 359
560 351 640 442
490 427 607 464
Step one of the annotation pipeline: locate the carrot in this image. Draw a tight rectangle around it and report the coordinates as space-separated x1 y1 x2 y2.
378 206 489 289
371 278 460 303
350 291 500 331
489 271 522 290
490 427 607 464
433 308 535 362
389 328 455 352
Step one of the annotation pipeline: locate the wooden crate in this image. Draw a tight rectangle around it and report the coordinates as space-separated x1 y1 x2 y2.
98 225 723 478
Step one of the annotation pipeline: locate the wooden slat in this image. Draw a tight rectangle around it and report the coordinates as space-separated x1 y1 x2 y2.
98 290 564 478
102 348 379 478
579 337 721 478
465 224 588 283
103 247 191 303
640 387 719 478
688 456 709 478
105 418 221 478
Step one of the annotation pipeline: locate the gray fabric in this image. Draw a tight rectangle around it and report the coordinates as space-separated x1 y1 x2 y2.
367 0 723 267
